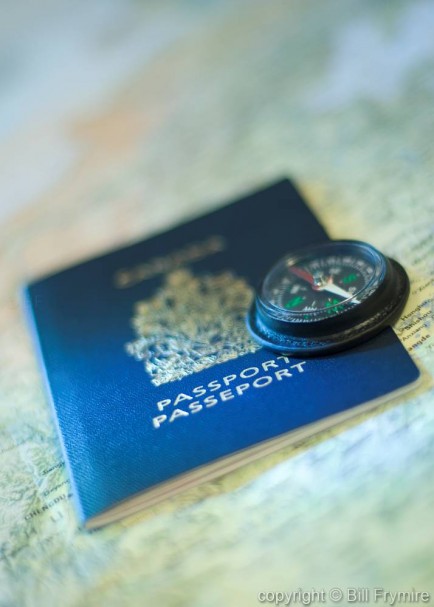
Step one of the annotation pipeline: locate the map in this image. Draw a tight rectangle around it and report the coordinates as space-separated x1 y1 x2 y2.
1 0 434 605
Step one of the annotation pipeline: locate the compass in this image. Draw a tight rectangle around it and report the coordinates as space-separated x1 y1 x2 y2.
246 240 409 355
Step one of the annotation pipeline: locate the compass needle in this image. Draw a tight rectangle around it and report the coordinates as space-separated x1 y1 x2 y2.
288 266 316 285
318 280 361 304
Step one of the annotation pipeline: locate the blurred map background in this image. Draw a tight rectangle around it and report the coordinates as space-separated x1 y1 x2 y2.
1 0 434 605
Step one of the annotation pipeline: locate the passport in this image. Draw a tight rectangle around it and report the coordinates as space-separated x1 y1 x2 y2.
22 179 420 528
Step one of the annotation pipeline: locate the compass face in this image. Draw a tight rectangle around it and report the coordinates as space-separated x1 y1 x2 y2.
247 240 410 356
261 242 385 323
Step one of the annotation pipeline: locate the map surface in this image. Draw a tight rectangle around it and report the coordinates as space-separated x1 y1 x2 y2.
1 1 434 605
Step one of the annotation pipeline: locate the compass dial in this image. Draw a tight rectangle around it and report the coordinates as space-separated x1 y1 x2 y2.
247 240 410 356
262 247 382 323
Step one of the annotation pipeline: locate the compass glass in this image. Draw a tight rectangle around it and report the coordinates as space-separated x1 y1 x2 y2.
260 242 385 323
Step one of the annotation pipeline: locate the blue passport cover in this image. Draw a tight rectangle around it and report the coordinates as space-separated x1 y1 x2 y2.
23 179 420 527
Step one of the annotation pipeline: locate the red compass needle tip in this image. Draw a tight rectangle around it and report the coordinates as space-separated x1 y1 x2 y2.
288 265 316 285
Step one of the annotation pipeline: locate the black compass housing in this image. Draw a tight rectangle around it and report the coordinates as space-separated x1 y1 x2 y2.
246 240 410 356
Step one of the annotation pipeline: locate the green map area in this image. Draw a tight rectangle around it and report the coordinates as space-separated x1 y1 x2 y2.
1 0 434 605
